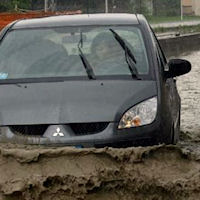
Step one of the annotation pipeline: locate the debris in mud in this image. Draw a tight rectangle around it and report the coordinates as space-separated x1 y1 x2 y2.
0 144 200 200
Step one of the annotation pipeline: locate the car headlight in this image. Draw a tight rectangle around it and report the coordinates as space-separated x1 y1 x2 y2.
118 96 157 129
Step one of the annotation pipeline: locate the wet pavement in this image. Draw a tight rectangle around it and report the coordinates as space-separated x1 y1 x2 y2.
177 50 200 140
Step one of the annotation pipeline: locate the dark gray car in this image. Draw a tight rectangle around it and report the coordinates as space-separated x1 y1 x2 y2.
0 14 191 147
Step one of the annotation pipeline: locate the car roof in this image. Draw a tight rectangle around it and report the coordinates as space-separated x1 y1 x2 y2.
12 13 140 29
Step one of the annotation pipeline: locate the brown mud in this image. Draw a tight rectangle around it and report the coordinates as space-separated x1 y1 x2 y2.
0 43 199 200
0 143 200 200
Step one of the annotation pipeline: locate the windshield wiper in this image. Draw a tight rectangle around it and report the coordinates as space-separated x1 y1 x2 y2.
78 32 96 80
109 29 140 79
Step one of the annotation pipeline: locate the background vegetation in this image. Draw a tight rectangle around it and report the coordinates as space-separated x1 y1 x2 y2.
0 0 181 17
0 0 31 11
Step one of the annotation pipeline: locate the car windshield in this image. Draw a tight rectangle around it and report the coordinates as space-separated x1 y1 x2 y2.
0 26 149 80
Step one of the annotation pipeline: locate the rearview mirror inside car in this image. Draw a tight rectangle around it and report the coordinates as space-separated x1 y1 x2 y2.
62 34 87 44
165 59 191 78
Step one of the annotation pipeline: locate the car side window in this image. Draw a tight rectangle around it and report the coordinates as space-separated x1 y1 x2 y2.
156 45 166 72
150 28 168 73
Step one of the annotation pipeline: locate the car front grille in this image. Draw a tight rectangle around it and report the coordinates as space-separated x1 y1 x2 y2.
9 125 48 136
9 122 109 137
69 122 109 135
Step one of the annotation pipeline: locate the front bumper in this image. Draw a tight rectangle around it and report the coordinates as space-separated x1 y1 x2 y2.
0 121 162 147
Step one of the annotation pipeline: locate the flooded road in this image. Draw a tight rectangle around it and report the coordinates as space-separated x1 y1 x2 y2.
177 51 200 140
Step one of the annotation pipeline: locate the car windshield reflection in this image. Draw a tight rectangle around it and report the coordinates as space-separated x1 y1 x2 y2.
0 26 149 80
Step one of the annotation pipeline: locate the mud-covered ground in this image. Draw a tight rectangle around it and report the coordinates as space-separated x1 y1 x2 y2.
0 51 199 200
1 144 200 200
177 51 200 140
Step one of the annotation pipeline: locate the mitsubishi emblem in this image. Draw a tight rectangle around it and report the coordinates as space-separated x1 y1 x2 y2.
53 127 64 137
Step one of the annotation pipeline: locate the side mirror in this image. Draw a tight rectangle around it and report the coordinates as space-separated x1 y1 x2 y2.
165 59 191 78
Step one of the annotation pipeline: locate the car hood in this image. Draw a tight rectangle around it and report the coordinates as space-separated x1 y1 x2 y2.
0 80 157 125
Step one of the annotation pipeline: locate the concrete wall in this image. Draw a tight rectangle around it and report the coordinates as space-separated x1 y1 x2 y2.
158 33 200 58
182 0 193 15
183 0 192 6
182 0 200 15
192 0 200 15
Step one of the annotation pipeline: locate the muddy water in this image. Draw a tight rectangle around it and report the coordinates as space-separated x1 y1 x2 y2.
0 51 199 200
1 144 200 200
177 51 200 140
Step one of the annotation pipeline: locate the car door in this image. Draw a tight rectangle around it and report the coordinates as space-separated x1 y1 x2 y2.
152 30 180 143
153 32 180 143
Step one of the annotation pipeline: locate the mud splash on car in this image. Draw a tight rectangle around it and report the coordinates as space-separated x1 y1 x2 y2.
0 49 199 200
0 143 200 200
